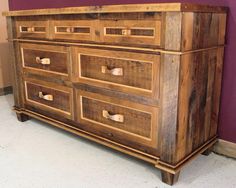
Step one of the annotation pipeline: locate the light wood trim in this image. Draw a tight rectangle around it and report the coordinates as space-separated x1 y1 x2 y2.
213 139 236 159
12 38 226 55
2 3 227 17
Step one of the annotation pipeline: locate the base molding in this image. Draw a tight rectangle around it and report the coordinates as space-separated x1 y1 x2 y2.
213 139 236 159
0 86 13 96
14 108 217 172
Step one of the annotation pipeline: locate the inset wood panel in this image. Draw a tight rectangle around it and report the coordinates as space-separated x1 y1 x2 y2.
24 78 73 119
72 47 160 99
16 18 49 39
20 43 70 78
100 19 161 46
51 20 98 41
76 90 159 149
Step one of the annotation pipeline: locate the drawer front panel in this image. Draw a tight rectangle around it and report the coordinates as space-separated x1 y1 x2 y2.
21 43 70 77
100 20 161 46
16 20 49 39
52 20 96 41
24 79 73 119
77 90 158 148
73 47 160 98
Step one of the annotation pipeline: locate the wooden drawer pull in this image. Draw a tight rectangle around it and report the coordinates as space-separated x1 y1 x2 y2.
27 27 35 32
102 110 124 123
36 57 51 65
121 29 131 35
101 66 123 76
38 92 54 101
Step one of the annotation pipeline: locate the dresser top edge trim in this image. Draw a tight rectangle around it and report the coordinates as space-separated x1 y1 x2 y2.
2 3 228 17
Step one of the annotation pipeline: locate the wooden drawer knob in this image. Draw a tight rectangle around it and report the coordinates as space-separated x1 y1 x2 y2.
102 110 124 123
101 66 123 76
36 57 51 65
38 92 54 101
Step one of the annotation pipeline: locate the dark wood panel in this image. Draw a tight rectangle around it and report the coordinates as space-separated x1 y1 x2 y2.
73 48 160 99
26 82 70 112
51 20 98 42
15 16 49 39
81 96 152 138
100 19 161 46
21 44 69 75
72 47 160 99
24 78 73 119
80 54 152 90
76 90 159 151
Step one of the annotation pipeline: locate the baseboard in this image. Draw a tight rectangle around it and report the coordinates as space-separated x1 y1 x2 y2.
213 139 236 159
0 86 13 96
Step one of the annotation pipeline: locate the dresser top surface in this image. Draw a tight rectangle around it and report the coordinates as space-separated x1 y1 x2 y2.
3 3 227 17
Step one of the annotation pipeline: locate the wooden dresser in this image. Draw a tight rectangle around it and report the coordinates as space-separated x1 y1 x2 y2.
3 3 227 185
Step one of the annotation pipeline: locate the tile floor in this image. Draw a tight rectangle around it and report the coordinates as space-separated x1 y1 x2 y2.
0 94 235 188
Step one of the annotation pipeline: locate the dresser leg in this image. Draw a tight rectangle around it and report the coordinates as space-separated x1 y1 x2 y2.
201 146 213 156
16 113 30 122
161 171 180 185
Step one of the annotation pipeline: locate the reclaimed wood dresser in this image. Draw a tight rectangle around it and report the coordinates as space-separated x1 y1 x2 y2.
3 3 227 185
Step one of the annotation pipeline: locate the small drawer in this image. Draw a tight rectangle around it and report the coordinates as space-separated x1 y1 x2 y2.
24 79 73 119
77 90 158 148
100 20 161 46
20 43 70 78
72 47 160 99
16 20 49 39
51 20 97 41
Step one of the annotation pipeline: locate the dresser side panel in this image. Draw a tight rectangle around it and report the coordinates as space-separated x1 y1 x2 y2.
176 48 224 162
181 12 227 51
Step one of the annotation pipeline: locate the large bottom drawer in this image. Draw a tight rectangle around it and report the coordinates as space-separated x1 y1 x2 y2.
24 78 74 120
76 90 159 155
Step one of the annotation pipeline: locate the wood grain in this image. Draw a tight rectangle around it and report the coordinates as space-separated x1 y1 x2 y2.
159 54 180 163
76 90 159 153
2 3 227 17
72 47 160 99
5 4 227 185
20 43 70 77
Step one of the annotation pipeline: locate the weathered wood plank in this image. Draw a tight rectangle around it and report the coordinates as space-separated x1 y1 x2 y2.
2 3 227 17
159 54 180 163
164 12 182 51
176 49 220 162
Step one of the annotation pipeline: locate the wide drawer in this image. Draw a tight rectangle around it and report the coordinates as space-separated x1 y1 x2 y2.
51 20 97 41
72 47 160 99
21 43 70 78
100 19 161 46
76 90 158 149
24 78 73 119
16 19 49 39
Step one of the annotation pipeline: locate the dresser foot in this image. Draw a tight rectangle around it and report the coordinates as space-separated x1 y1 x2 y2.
16 113 30 122
161 171 180 185
201 146 213 156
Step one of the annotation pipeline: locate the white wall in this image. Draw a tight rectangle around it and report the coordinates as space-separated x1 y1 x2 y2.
0 0 12 88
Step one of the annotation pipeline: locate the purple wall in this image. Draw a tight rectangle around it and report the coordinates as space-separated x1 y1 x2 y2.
8 0 236 143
